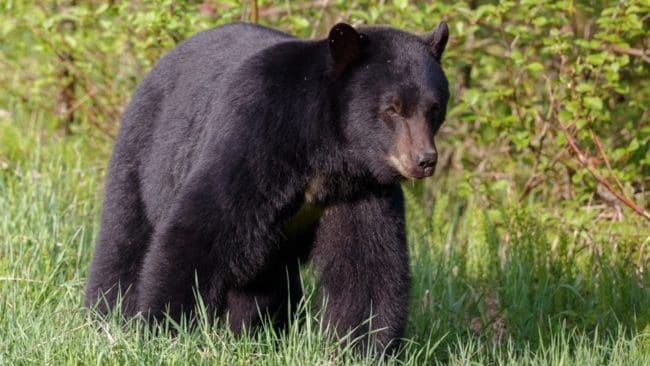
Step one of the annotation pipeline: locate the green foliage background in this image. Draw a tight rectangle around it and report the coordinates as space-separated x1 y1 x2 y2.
0 0 649 364
2 0 649 220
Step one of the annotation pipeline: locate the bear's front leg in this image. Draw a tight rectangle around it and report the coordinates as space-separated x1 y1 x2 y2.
311 184 410 353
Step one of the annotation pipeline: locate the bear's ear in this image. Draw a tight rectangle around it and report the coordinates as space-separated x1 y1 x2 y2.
328 23 367 79
423 21 449 63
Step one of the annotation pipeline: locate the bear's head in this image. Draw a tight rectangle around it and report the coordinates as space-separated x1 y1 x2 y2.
328 22 449 183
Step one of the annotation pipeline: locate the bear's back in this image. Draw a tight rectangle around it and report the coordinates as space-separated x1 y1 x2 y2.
116 23 295 225
117 22 295 145
135 22 294 114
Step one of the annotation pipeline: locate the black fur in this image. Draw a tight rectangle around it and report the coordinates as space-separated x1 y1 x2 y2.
85 22 449 352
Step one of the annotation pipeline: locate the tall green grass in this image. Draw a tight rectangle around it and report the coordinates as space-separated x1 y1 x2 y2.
1 114 648 364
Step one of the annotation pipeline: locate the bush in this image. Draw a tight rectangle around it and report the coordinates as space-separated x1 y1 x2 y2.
1 0 648 224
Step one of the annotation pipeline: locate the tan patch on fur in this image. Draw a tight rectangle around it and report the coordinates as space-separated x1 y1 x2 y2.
283 176 326 240
304 175 325 204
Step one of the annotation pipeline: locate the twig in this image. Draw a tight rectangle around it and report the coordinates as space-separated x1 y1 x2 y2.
590 131 625 192
251 0 259 23
309 0 331 39
605 44 650 64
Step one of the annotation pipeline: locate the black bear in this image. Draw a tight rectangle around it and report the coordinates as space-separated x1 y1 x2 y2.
85 21 449 352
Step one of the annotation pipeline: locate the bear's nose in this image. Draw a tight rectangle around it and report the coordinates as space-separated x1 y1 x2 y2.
417 152 438 169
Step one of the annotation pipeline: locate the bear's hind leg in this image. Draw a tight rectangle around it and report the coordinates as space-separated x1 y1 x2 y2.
85 163 152 316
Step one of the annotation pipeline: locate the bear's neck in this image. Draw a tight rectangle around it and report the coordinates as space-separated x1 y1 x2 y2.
230 39 346 172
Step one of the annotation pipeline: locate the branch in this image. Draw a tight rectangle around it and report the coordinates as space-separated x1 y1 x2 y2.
544 73 649 221
559 124 650 221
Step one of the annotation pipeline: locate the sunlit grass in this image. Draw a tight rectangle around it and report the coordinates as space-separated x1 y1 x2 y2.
1 114 648 365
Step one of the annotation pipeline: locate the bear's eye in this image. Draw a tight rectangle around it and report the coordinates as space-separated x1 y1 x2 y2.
385 106 399 116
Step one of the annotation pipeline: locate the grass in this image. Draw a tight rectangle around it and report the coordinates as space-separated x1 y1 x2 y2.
0 113 649 365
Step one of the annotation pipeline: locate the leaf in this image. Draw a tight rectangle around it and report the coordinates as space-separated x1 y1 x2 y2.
463 89 480 106
95 4 109 15
556 133 567 146
64 35 77 49
558 110 572 122
526 62 544 72
510 50 523 62
583 96 603 111
394 0 408 10
493 179 509 192
586 53 605 66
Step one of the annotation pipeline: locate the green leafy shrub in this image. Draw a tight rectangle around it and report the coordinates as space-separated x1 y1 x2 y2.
1 0 648 224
